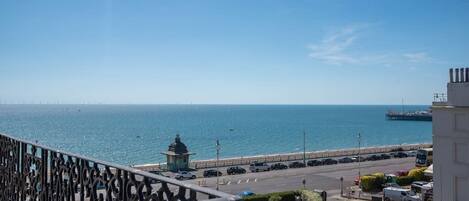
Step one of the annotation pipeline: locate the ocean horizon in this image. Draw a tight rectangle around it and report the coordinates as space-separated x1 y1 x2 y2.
0 104 432 165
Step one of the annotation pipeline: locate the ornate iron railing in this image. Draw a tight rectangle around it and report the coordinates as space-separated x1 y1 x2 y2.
0 133 240 201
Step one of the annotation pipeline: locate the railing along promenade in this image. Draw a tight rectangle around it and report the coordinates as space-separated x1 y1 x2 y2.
0 133 239 201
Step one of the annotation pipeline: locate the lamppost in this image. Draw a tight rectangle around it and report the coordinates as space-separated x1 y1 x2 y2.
216 139 220 190
357 132 361 198
303 130 306 165
358 133 361 180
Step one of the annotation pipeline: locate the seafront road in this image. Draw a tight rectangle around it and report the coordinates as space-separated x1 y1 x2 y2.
184 157 415 199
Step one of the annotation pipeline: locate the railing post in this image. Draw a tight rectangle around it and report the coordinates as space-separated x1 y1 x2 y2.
41 148 48 201
449 68 453 83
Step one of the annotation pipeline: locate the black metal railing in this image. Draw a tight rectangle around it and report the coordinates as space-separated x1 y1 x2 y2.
433 93 447 103
0 133 240 201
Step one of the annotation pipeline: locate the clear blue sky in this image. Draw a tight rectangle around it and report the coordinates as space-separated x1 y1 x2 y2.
1 1 468 105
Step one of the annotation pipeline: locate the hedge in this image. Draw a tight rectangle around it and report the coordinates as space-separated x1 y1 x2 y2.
268 195 282 201
298 190 322 201
244 191 298 201
396 175 414 186
371 173 385 186
360 173 386 192
408 167 426 181
243 190 321 201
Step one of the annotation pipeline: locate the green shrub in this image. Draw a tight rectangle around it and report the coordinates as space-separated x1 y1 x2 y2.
372 172 385 186
298 190 322 201
360 175 377 191
243 190 322 201
244 194 270 201
408 167 426 181
396 175 414 186
360 173 386 192
275 191 298 201
244 191 298 201
268 195 282 201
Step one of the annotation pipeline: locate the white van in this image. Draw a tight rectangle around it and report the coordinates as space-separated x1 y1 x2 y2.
383 187 413 201
249 162 270 172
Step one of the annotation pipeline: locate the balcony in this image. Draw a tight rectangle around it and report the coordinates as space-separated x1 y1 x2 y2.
0 133 240 201
432 93 447 106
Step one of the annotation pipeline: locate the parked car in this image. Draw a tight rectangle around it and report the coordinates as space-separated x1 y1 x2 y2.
322 158 338 165
396 170 409 177
249 162 270 172
175 171 196 180
288 161 306 168
351 156 366 162
227 166 246 175
407 151 417 157
203 169 222 177
354 176 360 185
394 152 409 158
381 153 391 159
238 191 255 198
338 157 354 163
270 163 288 170
366 154 382 161
307 159 323 166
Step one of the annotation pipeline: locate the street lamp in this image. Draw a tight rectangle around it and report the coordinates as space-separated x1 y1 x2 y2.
303 130 306 165
358 132 361 180
357 132 362 198
216 139 220 190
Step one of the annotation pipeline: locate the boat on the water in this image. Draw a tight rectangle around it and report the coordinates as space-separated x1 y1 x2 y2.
385 110 432 121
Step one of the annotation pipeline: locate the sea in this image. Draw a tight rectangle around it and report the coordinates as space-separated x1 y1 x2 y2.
0 104 432 165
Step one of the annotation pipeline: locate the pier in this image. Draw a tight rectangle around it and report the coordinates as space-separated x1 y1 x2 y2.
385 110 432 121
134 143 432 171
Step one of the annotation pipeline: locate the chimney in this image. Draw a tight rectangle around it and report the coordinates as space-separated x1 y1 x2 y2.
466 68 469 82
450 68 454 83
447 67 469 107
460 68 465 83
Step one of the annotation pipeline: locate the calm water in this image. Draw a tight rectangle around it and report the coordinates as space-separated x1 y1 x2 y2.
0 104 432 165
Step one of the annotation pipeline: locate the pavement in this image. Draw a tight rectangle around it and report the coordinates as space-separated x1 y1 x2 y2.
179 157 416 199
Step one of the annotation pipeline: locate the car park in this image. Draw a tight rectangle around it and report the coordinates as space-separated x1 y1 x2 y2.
270 163 288 170
175 171 196 180
288 161 306 168
227 166 246 175
249 162 270 172
322 158 338 165
338 157 354 163
203 169 222 177
307 159 323 166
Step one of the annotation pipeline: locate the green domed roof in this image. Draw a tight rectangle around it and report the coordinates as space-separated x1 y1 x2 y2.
168 134 188 154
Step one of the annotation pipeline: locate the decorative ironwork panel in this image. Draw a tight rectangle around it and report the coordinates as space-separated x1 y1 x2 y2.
0 133 239 201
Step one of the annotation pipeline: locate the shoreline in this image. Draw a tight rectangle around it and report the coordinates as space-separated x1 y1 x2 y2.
134 143 431 171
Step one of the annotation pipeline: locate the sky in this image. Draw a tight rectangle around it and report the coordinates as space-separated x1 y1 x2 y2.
1 1 469 105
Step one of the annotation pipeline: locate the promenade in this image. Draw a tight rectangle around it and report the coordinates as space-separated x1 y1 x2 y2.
134 143 431 171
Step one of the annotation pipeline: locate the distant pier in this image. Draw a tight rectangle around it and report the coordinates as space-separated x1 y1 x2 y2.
385 110 432 121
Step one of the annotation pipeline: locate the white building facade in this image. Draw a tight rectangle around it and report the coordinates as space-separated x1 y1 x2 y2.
433 68 469 201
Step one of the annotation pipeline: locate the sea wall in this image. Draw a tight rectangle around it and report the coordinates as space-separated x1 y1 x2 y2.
134 143 431 171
